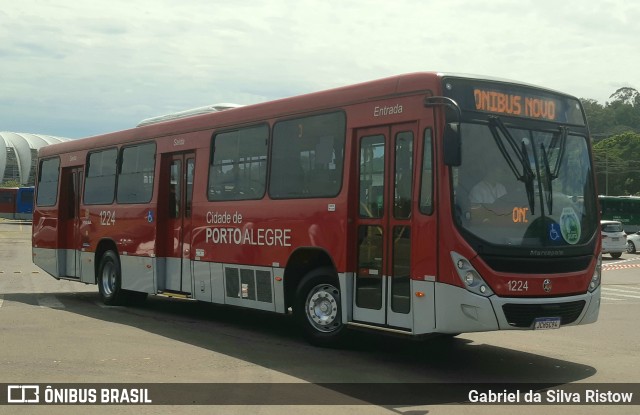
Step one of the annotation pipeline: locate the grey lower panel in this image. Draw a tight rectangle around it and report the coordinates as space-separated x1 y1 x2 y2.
79 251 95 284
434 283 500 333
192 260 212 302
223 265 275 312
32 247 59 278
32 249 286 314
64 249 77 278
411 280 435 334
193 261 285 314
120 254 155 294
339 272 353 324
164 257 183 292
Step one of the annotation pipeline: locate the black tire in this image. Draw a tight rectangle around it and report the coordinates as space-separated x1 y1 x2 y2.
97 251 126 305
611 252 622 259
294 267 346 347
627 241 636 254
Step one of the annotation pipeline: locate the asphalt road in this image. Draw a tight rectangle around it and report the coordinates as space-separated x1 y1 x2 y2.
0 220 638 415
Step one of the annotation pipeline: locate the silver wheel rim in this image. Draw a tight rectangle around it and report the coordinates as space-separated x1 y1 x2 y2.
101 261 116 296
305 284 341 333
628 241 635 253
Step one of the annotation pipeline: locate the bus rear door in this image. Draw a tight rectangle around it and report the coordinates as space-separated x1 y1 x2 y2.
59 167 83 278
158 152 195 294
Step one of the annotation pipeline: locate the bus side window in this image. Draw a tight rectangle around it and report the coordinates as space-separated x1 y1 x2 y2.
208 125 268 201
36 158 60 207
271 112 345 199
84 148 117 205
394 131 413 219
117 143 156 204
419 128 434 215
169 160 180 218
359 134 385 218
185 158 194 217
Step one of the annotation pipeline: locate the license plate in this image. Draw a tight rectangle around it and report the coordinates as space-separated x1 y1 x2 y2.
533 317 561 330
612 237 619 241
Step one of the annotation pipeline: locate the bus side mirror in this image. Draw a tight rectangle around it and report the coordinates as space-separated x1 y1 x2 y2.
444 123 461 166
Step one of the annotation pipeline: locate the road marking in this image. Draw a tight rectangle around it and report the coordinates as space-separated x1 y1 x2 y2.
38 295 65 309
602 263 640 271
601 286 640 303
602 287 640 294
601 292 640 299
603 256 640 270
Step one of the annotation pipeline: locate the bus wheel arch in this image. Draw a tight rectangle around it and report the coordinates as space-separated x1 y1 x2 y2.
282 247 337 311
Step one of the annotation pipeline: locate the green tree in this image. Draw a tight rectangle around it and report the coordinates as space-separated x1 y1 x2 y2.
593 132 640 195
582 87 640 140
582 99 615 139
0 180 20 188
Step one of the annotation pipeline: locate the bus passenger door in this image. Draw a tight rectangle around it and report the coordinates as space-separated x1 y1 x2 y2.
353 124 416 330
59 167 83 278
161 152 195 294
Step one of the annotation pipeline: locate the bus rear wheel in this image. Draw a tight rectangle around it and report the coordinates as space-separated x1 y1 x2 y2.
98 251 126 306
295 268 346 347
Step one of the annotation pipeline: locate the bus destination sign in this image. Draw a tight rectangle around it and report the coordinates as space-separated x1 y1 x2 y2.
473 88 559 121
442 78 586 125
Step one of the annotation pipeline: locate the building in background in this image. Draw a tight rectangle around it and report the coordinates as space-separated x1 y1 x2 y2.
0 132 71 186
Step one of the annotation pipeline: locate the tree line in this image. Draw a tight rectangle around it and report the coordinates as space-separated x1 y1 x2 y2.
582 87 640 195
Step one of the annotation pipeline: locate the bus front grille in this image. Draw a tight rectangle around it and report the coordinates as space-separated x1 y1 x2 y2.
502 301 586 328
481 255 592 274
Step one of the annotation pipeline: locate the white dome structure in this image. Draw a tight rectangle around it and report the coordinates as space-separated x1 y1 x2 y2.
0 132 71 186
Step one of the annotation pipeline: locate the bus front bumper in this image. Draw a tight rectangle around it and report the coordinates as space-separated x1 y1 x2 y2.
432 282 600 335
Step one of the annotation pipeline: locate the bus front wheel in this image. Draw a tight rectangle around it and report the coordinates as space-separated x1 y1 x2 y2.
295 268 346 347
98 251 126 306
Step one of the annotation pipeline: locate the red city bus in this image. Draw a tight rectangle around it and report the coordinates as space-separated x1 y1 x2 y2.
32 73 601 346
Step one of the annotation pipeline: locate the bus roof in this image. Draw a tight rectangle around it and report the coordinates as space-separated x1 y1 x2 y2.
38 72 578 158
136 103 244 127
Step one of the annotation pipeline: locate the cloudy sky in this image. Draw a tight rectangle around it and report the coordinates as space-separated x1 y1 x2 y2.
2 0 639 138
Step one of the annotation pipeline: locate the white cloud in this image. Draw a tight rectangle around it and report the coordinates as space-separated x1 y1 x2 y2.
1 0 639 137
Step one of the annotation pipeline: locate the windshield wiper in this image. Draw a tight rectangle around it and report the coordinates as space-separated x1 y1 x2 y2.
540 144 553 214
540 126 568 215
488 116 536 214
549 126 567 179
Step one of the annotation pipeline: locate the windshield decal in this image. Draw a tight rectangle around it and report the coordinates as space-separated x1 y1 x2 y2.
548 223 562 243
560 207 581 245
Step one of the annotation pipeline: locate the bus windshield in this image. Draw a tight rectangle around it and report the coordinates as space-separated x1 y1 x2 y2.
453 121 597 248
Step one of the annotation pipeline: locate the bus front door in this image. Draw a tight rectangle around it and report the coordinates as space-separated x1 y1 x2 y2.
161 152 195 294
353 124 416 330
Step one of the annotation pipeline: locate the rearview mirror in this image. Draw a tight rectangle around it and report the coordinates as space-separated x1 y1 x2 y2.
444 123 461 166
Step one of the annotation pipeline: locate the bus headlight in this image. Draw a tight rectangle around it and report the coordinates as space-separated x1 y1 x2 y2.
450 252 494 297
464 271 475 286
589 254 602 292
